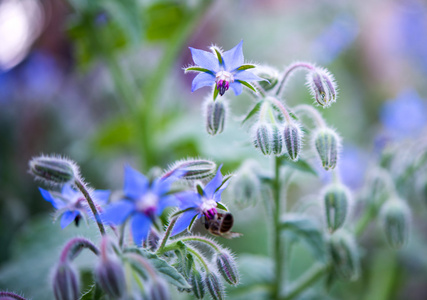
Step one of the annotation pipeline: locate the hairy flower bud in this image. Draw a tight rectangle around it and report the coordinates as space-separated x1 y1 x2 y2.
313 127 340 170
205 99 227 135
52 262 80 300
95 257 126 298
323 184 350 232
149 279 170 300
216 251 239 285
365 168 392 207
205 272 225 300
380 199 411 249
29 155 79 185
271 124 284 155
283 122 303 161
254 65 279 91
191 269 205 299
166 158 217 181
230 160 261 208
253 122 273 155
329 230 360 281
307 67 337 107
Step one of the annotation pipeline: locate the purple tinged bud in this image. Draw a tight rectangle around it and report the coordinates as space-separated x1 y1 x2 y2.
95 257 127 298
191 269 205 299
323 184 351 232
313 127 341 170
253 122 273 155
329 230 360 281
283 122 303 161
271 124 284 156
205 272 225 300
380 199 411 249
52 262 80 300
149 279 170 300
205 99 227 135
166 158 217 181
29 155 79 185
215 251 239 285
307 67 337 107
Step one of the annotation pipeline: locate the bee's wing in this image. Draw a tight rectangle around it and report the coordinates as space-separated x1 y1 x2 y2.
221 231 243 239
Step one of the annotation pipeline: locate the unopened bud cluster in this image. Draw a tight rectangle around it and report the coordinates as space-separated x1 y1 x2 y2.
380 198 411 249
313 127 341 170
306 67 337 107
204 98 227 136
166 158 217 181
52 262 80 300
29 155 79 186
322 183 351 232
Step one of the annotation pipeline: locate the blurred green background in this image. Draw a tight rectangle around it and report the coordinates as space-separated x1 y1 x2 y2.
1 0 427 299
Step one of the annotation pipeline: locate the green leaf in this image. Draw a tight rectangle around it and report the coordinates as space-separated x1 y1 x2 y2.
216 202 228 211
236 80 257 93
145 2 186 41
185 67 213 74
236 64 256 71
241 101 264 125
280 158 318 177
280 214 327 263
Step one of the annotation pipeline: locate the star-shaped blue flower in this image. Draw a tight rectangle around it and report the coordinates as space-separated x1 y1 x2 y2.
171 165 230 236
39 184 110 229
102 166 181 246
185 41 264 97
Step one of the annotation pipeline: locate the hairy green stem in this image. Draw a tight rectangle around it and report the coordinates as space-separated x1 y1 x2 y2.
284 263 328 300
60 237 100 263
157 217 178 252
294 104 326 128
74 179 106 235
273 156 284 299
276 62 315 98
177 236 222 252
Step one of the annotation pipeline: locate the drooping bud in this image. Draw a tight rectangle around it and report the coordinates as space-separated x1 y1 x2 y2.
254 65 279 91
52 262 80 300
205 98 227 135
95 257 127 298
323 183 351 232
29 155 79 185
306 67 337 107
215 251 239 285
271 124 284 155
364 167 392 207
312 127 341 170
230 160 261 208
149 279 171 300
283 122 303 161
190 269 205 299
253 122 273 155
165 158 217 181
329 230 360 281
205 272 225 300
380 199 411 249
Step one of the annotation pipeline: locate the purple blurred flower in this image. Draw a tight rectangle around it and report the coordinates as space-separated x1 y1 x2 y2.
102 166 181 246
312 14 359 64
380 89 427 139
185 41 264 96
171 165 229 236
39 185 110 229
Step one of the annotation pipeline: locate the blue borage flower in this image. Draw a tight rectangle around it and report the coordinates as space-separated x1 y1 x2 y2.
171 165 231 236
102 166 182 246
185 40 265 98
39 185 110 229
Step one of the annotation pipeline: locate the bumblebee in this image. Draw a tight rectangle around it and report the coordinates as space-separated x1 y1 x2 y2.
203 212 242 239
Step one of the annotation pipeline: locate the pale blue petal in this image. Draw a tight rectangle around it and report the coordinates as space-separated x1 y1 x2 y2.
213 179 230 202
131 214 151 246
191 72 215 92
39 188 63 209
189 47 219 72
204 164 223 198
234 70 264 82
102 201 135 225
61 184 78 198
60 211 79 229
92 190 110 205
157 195 179 215
124 165 149 200
222 41 244 72
171 210 198 236
230 82 243 96
176 191 202 209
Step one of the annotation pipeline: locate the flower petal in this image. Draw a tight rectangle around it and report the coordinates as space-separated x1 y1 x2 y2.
157 195 179 215
131 213 151 246
234 70 264 82
39 188 62 209
124 165 149 200
222 40 244 72
189 47 219 72
204 164 224 198
213 179 230 202
230 82 243 96
176 191 202 209
92 190 111 205
61 184 78 198
60 210 79 229
102 201 135 225
171 210 198 236
191 72 215 92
